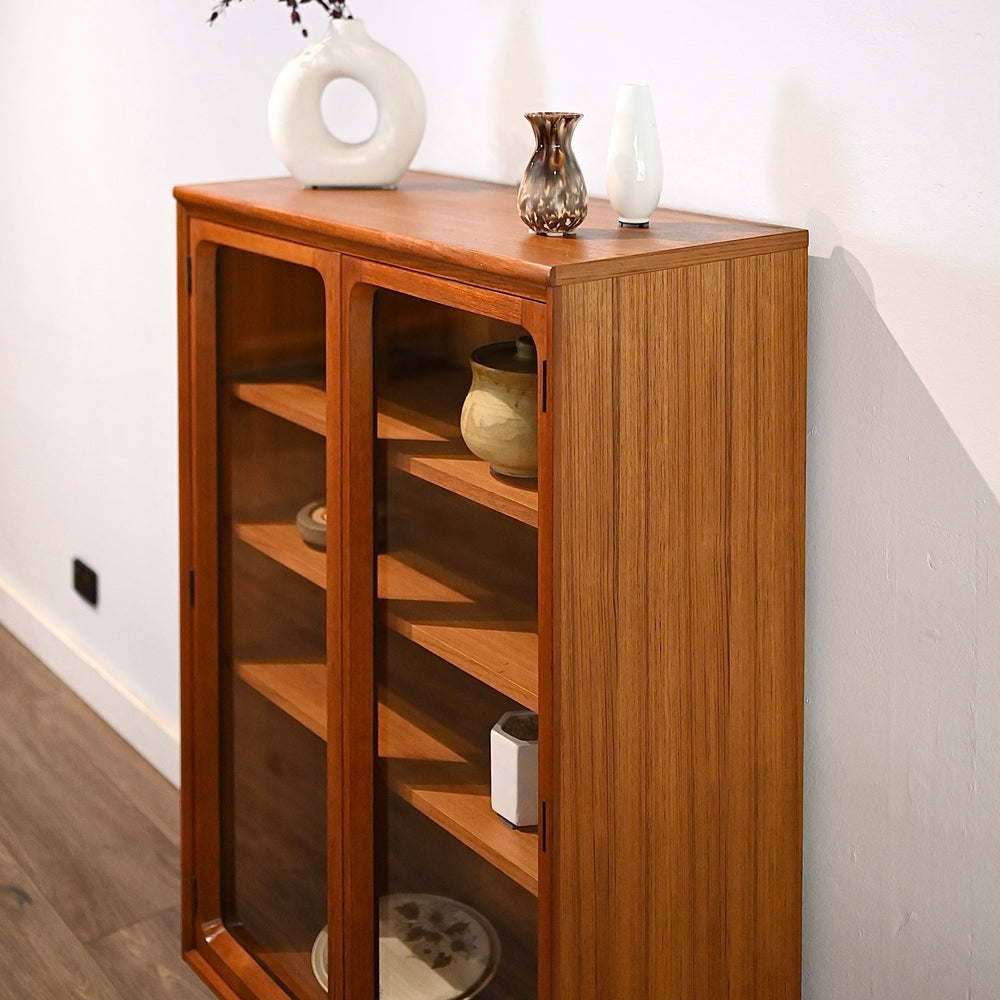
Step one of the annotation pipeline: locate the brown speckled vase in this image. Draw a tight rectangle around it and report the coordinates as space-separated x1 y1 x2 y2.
516 112 588 236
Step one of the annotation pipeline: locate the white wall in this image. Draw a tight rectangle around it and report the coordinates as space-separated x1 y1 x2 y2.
0 1 997 995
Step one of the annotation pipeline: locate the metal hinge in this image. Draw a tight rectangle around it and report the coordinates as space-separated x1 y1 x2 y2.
541 360 548 413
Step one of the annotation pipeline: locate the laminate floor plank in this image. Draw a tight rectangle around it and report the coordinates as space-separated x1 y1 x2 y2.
0 626 214 998
43 683 182 848
0 836 125 1000
88 906 211 1000
0 627 180 847
0 684 177 942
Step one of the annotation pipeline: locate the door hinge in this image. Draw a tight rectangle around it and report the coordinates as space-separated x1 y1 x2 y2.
541 800 548 852
188 568 195 607
186 256 192 295
541 359 548 413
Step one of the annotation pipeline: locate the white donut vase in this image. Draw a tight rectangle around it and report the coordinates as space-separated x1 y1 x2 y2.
268 19 426 189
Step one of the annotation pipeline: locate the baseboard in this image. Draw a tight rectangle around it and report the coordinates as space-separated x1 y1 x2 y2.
0 578 180 787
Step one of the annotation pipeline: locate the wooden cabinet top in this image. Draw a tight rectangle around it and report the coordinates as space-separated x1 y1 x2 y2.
175 173 807 292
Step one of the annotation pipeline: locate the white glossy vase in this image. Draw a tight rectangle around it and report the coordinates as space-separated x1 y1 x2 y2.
268 18 425 188
605 83 663 227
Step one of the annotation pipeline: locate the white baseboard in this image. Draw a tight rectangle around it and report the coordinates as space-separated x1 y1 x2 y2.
0 579 180 787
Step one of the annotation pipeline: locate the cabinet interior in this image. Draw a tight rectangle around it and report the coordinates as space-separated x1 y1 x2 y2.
213 250 539 998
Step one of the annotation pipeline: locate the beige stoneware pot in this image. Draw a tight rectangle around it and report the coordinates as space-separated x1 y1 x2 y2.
460 336 538 478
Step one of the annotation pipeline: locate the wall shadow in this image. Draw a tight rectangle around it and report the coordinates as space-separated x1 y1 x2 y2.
802 244 1000 996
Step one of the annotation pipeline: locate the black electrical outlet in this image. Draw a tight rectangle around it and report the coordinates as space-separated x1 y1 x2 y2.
73 558 99 608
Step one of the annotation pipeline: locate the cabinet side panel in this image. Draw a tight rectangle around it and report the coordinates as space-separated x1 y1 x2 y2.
552 254 804 1000
553 263 730 999
551 276 618 1000
726 250 806 998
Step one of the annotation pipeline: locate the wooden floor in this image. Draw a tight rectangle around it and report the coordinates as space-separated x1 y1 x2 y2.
0 625 216 1000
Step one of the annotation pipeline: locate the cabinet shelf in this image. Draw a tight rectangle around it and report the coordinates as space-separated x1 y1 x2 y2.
235 523 538 708
237 660 538 894
238 662 327 740
379 397 539 528
235 522 326 588
231 375 538 526
233 379 326 436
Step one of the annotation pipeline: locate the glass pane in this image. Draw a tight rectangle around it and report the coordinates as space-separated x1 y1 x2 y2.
215 246 329 999
372 290 539 1000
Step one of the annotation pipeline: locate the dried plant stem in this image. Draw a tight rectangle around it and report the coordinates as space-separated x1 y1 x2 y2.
208 0 353 36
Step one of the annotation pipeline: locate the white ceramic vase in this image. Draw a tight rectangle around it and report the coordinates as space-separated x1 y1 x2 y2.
268 18 426 188
605 83 663 227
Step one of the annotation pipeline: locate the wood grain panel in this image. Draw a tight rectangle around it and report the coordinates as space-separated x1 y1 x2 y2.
726 251 807 998
550 274 617 1000
553 255 804 1000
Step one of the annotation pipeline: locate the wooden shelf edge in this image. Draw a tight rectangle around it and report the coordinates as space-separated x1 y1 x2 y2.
229 378 538 525
379 395 539 526
389 771 539 895
233 380 326 436
236 661 537 894
388 443 539 527
238 661 327 741
234 523 538 707
235 522 326 588
387 613 539 711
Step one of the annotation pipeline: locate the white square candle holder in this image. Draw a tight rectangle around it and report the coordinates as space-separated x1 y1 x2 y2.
490 711 539 828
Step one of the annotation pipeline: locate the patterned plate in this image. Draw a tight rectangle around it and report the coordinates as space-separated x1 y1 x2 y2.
310 894 500 999
379 894 500 1000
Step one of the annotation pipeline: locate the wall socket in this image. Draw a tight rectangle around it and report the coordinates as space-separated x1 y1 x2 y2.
73 558 99 608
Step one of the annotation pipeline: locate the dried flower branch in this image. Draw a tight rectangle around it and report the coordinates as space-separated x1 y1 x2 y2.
208 0 352 37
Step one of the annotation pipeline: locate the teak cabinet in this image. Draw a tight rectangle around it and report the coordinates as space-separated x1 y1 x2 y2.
175 174 807 1000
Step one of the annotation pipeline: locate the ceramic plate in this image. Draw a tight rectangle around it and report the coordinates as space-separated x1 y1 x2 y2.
379 894 500 1000
311 926 329 991
310 895 500 999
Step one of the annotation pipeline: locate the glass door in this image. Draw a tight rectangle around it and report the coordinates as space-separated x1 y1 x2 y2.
209 239 334 999
347 270 547 1000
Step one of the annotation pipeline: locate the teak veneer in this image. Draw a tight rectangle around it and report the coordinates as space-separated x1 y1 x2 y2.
177 172 807 1000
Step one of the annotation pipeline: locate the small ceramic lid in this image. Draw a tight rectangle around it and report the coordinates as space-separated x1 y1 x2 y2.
470 336 537 374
